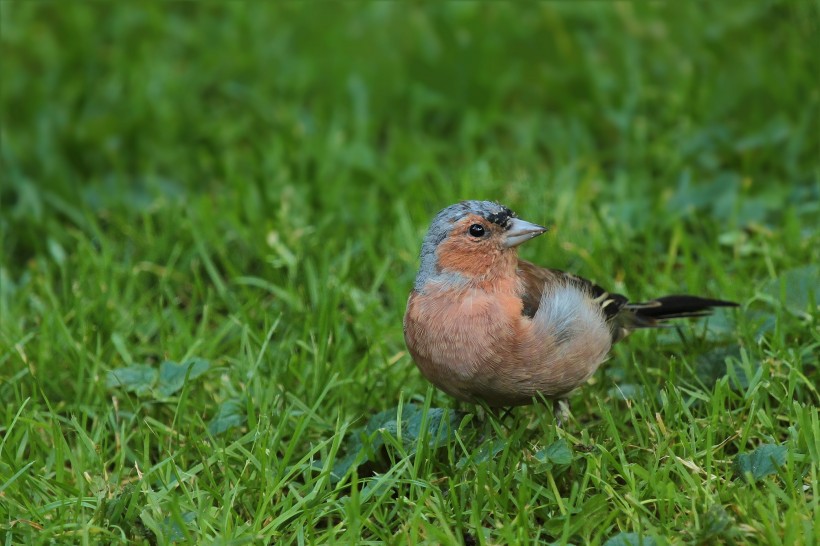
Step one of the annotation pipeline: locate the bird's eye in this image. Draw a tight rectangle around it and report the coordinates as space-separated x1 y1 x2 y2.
468 224 485 237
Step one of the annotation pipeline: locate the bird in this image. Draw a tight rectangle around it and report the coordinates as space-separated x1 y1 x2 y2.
403 200 738 407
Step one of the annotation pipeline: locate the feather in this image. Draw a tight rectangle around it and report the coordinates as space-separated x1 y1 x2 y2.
516 259 738 342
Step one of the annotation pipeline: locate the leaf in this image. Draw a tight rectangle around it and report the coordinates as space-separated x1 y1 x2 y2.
695 345 743 387
157 358 210 397
734 443 788 481
363 408 401 440
667 171 740 218
607 383 644 401
534 439 573 469
362 405 460 454
106 365 157 395
106 358 209 398
158 511 196 542
603 532 657 546
698 310 740 341
698 504 737 543
762 265 819 318
403 406 461 452
208 399 246 436
457 438 507 468
327 451 365 482
322 405 464 482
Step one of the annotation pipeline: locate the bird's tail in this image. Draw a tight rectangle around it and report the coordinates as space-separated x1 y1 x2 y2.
624 295 738 329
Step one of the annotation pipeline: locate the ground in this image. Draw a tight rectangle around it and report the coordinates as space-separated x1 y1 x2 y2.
1 3 818 544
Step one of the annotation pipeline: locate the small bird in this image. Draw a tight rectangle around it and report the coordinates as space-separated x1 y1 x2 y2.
403 200 737 407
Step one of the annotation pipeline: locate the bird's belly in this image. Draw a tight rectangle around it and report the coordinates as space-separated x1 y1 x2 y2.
403 285 613 406
404 290 515 401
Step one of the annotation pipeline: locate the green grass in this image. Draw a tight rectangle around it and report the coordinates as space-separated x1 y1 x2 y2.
1 2 819 544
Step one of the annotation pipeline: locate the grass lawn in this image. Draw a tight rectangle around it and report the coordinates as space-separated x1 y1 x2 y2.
1 2 818 544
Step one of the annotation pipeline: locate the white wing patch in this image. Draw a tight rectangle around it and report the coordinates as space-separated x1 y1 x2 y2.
534 282 609 346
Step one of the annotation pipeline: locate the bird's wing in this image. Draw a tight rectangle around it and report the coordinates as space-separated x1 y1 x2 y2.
516 259 631 340
516 260 629 320
516 259 738 342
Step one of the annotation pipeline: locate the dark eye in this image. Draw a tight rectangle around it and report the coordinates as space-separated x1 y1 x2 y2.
468 224 485 237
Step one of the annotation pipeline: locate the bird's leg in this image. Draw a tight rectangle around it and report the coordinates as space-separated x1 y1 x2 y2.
498 406 515 422
472 405 513 444
553 398 571 428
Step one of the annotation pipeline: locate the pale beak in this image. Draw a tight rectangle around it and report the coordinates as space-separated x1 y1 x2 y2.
503 218 548 248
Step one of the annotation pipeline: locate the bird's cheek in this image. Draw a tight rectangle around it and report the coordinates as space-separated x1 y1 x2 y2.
435 244 493 277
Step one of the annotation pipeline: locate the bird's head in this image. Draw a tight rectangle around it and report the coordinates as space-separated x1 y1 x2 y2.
414 200 547 291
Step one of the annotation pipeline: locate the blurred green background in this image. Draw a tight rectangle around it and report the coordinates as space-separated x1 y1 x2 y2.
1 2 818 544
4 2 817 260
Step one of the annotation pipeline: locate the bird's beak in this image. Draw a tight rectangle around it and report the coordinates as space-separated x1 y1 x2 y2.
503 218 549 248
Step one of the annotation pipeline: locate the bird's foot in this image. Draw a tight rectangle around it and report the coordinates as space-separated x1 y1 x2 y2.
553 399 571 428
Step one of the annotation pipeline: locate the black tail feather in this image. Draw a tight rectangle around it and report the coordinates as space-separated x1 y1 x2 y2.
627 295 738 324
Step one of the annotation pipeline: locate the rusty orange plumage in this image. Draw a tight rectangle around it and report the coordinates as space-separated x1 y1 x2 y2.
403 201 737 407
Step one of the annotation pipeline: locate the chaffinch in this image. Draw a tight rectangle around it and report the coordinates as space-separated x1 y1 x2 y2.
403 200 737 407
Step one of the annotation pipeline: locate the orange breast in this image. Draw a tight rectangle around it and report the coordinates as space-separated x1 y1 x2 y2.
404 283 523 402
404 279 613 406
